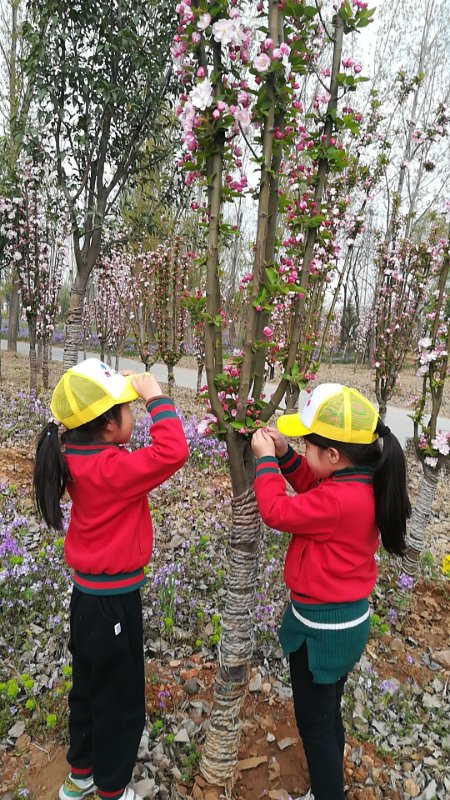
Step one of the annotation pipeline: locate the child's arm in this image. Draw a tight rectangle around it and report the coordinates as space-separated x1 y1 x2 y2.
254 466 340 538
98 374 189 497
253 426 316 494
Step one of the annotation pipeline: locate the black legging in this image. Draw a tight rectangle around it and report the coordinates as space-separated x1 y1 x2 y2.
289 643 347 800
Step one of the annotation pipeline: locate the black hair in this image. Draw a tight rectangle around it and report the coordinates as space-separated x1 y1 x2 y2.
305 418 411 556
33 405 123 530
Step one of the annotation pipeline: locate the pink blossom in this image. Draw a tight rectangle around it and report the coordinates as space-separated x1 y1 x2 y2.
197 12 211 30
263 326 274 340
253 53 271 72
234 107 252 131
432 431 450 456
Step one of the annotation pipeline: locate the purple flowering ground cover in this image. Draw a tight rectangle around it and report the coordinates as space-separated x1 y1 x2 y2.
0 352 449 800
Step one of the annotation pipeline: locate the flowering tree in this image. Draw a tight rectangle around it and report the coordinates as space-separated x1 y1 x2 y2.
403 222 450 577
182 288 207 392
174 0 375 783
100 249 155 370
0 0 37 352
368 0 449 404
150 238 191 395
373 218 443 418
90 257 130 368
0 159 66 390
23 0 176 369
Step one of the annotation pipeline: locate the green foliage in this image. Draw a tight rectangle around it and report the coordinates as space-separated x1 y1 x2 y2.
22 0 177 224
181 743 200 781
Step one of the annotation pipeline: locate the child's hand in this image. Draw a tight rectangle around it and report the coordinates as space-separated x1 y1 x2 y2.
264 426 289 458
131 372 163 403
251 428 276 459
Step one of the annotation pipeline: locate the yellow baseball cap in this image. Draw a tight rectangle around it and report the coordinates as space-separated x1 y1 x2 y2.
277 383 379 444
50 358 139 429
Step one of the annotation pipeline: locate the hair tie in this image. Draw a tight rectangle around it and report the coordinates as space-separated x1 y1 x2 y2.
46 418 60 437
378 424 391 437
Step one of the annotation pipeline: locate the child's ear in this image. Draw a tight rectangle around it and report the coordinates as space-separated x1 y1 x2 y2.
102 417 119 437
327 447 341 465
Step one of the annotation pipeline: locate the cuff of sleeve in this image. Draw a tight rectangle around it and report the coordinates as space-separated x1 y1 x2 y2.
255 455 279 478
146 396 178 421
278 445 301 474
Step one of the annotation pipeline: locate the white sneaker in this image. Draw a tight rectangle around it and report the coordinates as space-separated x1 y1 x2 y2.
59 774 96 800
295 792 314 800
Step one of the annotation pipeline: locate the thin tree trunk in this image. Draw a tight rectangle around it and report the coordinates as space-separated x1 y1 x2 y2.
37 340 43 374
200 483 261 785
7 282 20 351
167 364 175 397
196 360 204 394
28 316 38 393
42 337 49 389
403 464 441 576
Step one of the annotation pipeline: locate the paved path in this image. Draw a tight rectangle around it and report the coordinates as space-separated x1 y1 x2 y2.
3 339 449 449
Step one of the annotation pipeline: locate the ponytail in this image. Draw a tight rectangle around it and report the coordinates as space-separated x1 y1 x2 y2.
33 405 123 530
306 421 411 557
373 423 411 557
33 422 70 530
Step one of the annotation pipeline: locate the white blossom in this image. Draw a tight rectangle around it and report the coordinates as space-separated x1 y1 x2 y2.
190 79 214 111
212 17 244 47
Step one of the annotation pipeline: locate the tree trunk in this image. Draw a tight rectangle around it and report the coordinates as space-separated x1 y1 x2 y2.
7 282 20 352
196 360 204 394
42 336 49 389
167 363 175 397
403 464 441 577
63 271 90 370
200 484 261 785
37 340 43 374
28 316 38 393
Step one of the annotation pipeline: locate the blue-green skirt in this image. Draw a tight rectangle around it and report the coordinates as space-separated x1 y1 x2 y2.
279 597 371 684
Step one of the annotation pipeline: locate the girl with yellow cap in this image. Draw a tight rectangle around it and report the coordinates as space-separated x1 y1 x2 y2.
251 383 410 800
33 359 189 800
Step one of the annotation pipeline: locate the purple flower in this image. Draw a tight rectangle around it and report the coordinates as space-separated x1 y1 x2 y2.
397 573 414 591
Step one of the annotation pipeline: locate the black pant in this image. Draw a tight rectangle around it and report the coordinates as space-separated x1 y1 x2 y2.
289 643 347 800
67 588 145 794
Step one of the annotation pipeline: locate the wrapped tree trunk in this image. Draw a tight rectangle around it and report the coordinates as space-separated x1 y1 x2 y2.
201 483 261 784
403 465 441 575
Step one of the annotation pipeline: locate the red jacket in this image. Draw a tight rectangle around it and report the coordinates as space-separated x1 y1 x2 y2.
254 447 379 604
63 396 189 594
